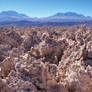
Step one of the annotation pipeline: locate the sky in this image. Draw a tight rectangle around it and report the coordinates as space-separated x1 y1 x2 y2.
0 0 92 17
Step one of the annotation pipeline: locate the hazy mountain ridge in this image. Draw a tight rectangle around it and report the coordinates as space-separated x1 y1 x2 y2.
0 11 26 17
53 12 85 17
0 10 92 26
44 12 92 22
0 10 31 22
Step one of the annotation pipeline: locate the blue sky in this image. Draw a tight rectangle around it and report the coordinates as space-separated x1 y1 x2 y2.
0 0 91 17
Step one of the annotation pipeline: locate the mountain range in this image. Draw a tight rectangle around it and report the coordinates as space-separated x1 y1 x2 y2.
0 10 92 26
0 10 31 22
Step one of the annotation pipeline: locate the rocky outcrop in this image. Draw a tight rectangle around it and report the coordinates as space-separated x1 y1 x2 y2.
0 26 92 92
0 29 23 62
0 57 15 78
0 78 15 92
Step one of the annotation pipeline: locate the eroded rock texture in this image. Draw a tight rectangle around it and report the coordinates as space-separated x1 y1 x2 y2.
0 25 92 92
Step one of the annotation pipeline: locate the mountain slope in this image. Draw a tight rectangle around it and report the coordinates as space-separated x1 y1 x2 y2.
0 11 92 26
0 10 31 22
53 12 85 17
42 12 92 22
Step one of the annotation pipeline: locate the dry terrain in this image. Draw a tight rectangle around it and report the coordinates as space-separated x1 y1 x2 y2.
0 25 92 92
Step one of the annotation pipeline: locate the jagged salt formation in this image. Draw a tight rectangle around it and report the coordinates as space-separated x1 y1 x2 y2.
0 25 92 92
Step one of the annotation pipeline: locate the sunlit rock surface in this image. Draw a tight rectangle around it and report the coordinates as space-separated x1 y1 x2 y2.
0 26 92 92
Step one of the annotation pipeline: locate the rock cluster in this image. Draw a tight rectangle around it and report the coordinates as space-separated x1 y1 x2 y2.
0 25 92 92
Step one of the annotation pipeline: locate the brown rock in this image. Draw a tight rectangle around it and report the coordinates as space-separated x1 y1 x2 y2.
0 78 15 92
0 57 15 78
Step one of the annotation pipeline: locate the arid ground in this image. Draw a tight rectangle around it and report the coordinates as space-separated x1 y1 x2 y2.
0 25 92 92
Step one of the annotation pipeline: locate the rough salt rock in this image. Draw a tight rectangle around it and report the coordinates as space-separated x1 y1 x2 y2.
7 30 23 45
0 26 92 92
0 57 15 78
0 78 15 92
47 84 68 92
86 42 92 59
28 47 40 59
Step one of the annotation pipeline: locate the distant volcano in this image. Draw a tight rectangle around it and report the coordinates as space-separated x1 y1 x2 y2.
0 11 92 26
0 10 30 22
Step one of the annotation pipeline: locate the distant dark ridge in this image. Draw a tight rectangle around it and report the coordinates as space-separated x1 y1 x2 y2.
0 20 92 27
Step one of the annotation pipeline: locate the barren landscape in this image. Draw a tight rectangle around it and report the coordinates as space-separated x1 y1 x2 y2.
0 25 92 92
